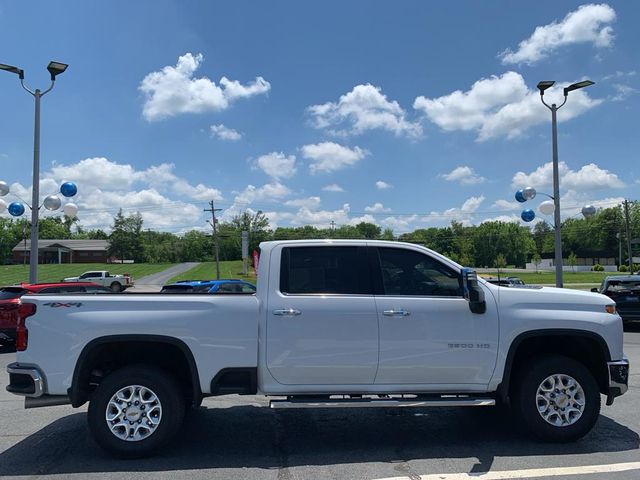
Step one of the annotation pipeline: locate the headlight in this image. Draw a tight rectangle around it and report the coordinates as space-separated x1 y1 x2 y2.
605 304 617 314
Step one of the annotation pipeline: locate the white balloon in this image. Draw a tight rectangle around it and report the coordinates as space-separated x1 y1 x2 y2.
0 181 9 197
43 195 62 211
582 205 597 218
63 203 78 218
539 200 555 215
0 199 6 213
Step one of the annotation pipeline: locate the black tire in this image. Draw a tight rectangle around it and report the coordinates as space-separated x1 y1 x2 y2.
87 365 185 457
513 354 600 442
110 282 122 293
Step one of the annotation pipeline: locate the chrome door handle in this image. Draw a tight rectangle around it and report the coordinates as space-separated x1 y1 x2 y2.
383 309 411 317
272 308 302 316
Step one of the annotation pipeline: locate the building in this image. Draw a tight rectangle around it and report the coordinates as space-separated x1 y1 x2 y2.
12 239 110 264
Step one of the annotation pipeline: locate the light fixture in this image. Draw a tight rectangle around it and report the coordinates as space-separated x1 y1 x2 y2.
563 80 595 96
537 81 555 94
0 63 24 80
47 61 68 81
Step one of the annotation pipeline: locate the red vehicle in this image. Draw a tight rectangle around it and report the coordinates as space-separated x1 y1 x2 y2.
0 282 111 343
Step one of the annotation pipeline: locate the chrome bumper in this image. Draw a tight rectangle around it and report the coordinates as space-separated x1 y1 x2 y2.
6 363 45 398
606 358 629 405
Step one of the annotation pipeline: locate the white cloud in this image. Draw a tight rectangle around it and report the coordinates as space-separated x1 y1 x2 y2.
322 183 345 192
307 84 422 138
491 199 521 211
440 166 486 185
375 180 392 190
210 124 242 141
611 84 638 102
254 152 297 180
414 72 602 141
301 142 368 174
499 3 617 65
422 195 486 226
285 196 321 209
139 53 270 121
364 202 391 213
512 161 624 191
233 182 290 205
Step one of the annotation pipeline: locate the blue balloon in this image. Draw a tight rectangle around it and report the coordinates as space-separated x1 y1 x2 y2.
60 182 78 197
8 202 25 217
521 209 535 222
515 190 526 203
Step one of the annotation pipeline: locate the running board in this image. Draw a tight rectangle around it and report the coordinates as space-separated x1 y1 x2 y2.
270 396 495 409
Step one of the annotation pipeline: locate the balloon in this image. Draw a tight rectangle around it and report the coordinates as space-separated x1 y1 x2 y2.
63 202 78 217
8 202 25 217
515 190 526 203
43 195 62 211
0 181 9 197
521 209 535 222
60 182 78 197
582 205 597 218
539 200 555 215
523 187 537 201
0 199 6 213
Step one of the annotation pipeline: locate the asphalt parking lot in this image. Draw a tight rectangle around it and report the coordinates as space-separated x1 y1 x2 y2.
0 330 639 480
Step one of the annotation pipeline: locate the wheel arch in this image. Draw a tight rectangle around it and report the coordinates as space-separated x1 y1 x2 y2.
70 335 201 408
497 329 611 403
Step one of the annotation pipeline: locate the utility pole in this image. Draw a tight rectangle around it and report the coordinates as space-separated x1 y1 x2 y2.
204 200 222 279
623 200 633 273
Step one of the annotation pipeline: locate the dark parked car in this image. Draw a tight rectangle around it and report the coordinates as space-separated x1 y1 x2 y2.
0 282 112 343
592 275 640 324
160 279 256 294
486 276 525 287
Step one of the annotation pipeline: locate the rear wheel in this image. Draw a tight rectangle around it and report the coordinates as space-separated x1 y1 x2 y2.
513 355 600 442
110 282 122 292
87 365 185 457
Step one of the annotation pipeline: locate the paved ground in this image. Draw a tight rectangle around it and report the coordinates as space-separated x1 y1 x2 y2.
128 263 200 292
0 328 638 480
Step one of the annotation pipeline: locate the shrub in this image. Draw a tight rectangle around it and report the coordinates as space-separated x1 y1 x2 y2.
592 264 604 272
619 265 628 272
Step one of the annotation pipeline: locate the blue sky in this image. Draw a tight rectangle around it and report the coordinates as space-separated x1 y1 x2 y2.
0 1 638 233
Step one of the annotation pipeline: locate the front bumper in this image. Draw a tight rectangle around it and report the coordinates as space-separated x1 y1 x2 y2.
606 358 629 405
6 363 45 397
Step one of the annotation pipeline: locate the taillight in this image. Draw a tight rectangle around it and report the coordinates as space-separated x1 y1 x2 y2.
16 303 36 352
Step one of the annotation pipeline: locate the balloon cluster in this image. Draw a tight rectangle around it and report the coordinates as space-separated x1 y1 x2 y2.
0 181 78 218
515 186 597 222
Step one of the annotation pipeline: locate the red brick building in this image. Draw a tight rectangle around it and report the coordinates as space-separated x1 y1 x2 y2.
12 239 110 264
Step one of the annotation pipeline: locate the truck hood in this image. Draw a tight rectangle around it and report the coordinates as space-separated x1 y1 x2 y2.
495 284 613 312
63 276 80 282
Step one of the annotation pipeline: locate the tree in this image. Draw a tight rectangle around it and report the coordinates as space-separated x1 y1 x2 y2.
355 222 381 239
380 228 395 240
532 251 542 273
230 211 271 253
108 210 144 262
494 253 507 272
568 251 578 273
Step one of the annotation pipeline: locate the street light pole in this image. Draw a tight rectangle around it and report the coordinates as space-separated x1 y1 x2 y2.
537 79 594 288
1 61 68 283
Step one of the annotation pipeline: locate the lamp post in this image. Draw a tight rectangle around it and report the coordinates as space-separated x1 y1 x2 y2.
1 61 68 282
535 79 594 288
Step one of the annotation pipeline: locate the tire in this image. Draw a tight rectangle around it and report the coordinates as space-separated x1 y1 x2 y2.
87 365 185 457
110 282 122 293
513 354 600 442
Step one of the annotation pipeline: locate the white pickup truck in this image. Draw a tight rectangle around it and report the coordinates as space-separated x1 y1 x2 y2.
62 270 133 292
7 240 629 457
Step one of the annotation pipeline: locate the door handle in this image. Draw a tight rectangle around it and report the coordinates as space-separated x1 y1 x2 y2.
272 308 302 316
383 309 411 317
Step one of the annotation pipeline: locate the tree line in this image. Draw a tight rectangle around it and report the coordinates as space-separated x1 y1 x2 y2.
1 202 638 267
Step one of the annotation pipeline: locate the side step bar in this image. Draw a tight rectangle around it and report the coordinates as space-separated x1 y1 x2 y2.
270 396 495 409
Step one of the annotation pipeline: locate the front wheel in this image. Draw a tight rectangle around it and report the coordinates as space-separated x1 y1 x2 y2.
87 366 185 457
513 355 600 442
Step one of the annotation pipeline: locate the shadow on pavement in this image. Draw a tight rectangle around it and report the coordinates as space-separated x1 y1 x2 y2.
0 404 637 475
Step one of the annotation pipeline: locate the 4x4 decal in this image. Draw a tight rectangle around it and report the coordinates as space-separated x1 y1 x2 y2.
43 302 83 308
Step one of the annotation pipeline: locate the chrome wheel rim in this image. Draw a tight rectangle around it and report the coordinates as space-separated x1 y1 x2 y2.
536 374 585 427
105 385 162 441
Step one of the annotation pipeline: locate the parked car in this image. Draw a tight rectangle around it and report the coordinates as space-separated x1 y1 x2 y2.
486 276 525 286
0 282 111 343
6 240 628 456
591 275 640 324
62 271 133 292
160 279 256 294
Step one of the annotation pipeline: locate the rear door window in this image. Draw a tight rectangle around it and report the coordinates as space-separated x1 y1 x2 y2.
280 246 371 295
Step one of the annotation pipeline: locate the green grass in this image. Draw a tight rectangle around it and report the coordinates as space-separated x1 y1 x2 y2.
168 261 257 284
480 270 629 285
0 263 177 286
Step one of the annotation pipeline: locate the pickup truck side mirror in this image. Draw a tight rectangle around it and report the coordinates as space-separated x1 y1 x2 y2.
462 268 486 314
590 287 599 293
